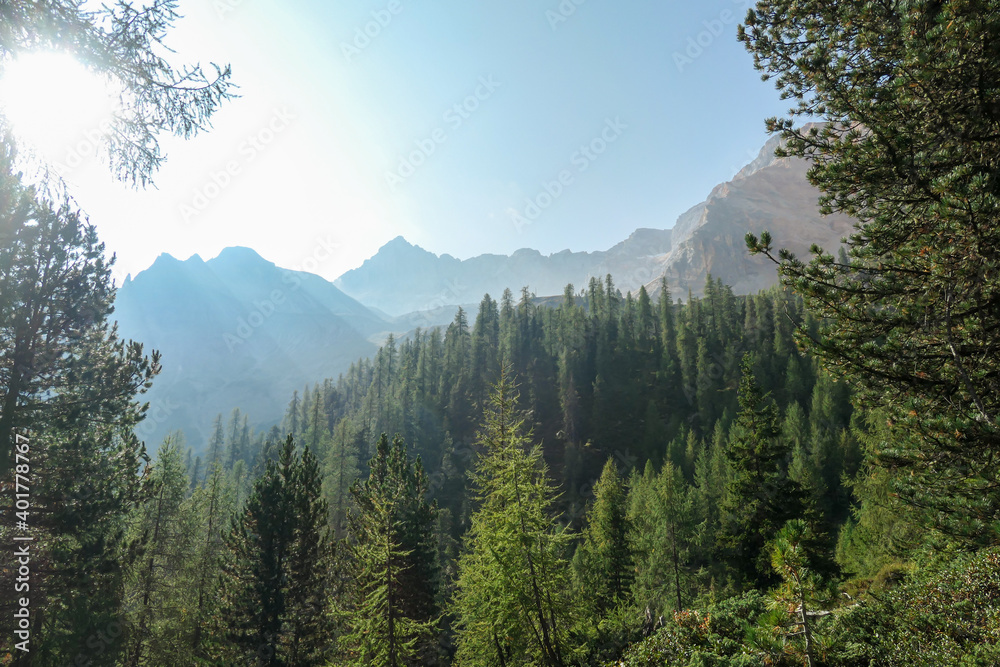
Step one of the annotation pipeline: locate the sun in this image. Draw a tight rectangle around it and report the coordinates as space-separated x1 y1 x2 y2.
0 51 119 165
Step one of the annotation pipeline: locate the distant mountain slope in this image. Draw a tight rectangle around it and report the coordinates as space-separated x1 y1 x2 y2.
116 130 855 450
334 229 673 316
337 130 855 312
646 131 855 298
114 247 386 449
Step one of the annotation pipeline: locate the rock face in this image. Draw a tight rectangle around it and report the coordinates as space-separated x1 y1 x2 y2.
113 247 386 448
645 133 856 298
337 132 855 311
334 229 674 316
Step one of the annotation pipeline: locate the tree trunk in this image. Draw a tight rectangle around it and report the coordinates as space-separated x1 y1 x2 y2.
670 520 683 611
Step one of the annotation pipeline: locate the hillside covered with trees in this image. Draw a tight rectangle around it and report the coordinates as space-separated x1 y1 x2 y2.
3 1 1000 666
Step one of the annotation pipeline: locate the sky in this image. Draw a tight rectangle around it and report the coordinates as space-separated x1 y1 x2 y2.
0 0 789 286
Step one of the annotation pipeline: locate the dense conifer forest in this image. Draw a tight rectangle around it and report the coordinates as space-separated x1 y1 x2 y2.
4 1 1000 666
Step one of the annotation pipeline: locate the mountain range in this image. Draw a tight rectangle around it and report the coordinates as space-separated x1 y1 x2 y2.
114 130 856 449
114 248 387 447
334 228 673 317
336 131 856 313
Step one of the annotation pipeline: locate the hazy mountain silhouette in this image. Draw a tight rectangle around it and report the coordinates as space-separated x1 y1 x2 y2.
114 247 387 448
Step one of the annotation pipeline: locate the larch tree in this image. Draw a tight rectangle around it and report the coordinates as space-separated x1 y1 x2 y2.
629 460 693 618
123 436 197 667
452 368 579 667
0 0 235 187
575 457 634 619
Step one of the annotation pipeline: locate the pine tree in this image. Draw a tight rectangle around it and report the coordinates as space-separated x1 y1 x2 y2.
0 3 233 659
765 520 831 667
0 158 160 476
0 157 160 660
743 0 1000 542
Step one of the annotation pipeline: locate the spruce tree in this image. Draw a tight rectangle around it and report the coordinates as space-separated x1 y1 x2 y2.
218 436 330 666
719 353 807 587
344 433 439 666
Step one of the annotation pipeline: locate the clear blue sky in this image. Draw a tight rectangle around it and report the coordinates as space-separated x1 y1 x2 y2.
1 0 788 283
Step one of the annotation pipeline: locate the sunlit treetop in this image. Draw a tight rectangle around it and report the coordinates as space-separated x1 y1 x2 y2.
0 0 236 187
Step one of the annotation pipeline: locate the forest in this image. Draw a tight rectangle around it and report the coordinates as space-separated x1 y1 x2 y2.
3 1 1000 666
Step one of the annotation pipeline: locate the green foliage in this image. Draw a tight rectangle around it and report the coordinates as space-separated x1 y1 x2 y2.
718 354 808 587
616 592 770 667
217 436 331 666
0 150 158 662
574 458 638 663
742 0 1000 544
452 369 581 666
123 437 199 667
342 433 440 666
325 418 361 538
764 520 833 667
576 458 634 615
0 146 160 477
830 548 1000 666
188 461 237 662
629 460 694 619
0 2 232 662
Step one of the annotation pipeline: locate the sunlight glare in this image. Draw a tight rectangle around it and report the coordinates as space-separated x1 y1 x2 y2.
0 52 119 165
